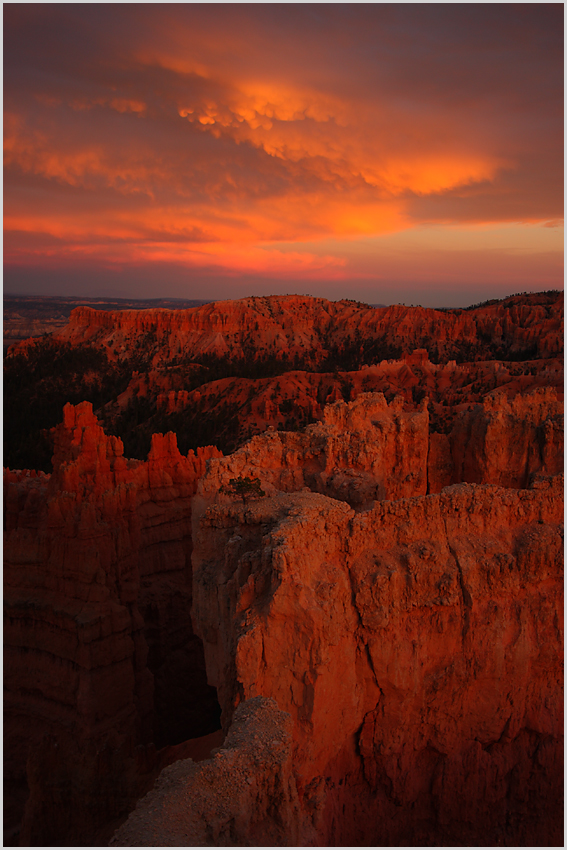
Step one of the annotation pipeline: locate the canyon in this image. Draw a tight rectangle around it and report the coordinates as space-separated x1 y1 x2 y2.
4 291 562 470
3 292 564 846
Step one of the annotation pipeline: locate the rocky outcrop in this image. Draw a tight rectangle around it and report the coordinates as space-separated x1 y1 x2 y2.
194 393 429 509
187 476 564 846
10 291 563 364
192 388 562 507
6 293 562 478
4 384 564 847
449 386 563 488
4 403 223 846
2 295 212 349
110 388 563 846
111 697 313 847
153 355 563 438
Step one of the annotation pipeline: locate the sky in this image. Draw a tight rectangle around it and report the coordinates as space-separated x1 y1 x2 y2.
3 3 564 308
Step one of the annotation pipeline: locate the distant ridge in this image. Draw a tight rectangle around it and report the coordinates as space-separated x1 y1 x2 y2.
3 295 213 347
4 294 213 311
5 291 563 350
12 290 562 365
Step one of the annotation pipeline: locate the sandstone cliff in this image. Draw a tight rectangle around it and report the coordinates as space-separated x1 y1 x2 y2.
4 403 223 846
108 387 564 846
192 388 562 506
189 476 563 846
4 382 564 846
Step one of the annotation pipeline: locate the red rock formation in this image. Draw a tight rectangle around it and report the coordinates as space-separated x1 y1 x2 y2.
153 355 563 437
4 403 222 846
190 388 562 508
110 697 313 847
190 393 429 510
187 476 563 846
10 290 563 364
6 293 561 479
4 381 564 846
449 386 563 488
149 353 561 459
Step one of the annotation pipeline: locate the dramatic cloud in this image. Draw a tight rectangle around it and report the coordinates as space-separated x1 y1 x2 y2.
3 3 563 304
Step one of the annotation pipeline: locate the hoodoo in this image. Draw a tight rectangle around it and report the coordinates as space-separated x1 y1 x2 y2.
3 293 564 847
4 403 223 846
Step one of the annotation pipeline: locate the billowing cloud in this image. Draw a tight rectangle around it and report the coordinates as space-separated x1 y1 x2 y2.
3 3 563 303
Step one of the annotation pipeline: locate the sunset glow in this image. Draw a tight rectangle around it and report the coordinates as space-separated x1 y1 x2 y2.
4 4 563 305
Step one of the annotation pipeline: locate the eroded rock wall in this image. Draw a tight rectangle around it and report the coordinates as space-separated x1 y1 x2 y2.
449 386 563 488
4 390 563 847
111 697 313 847
195 393 429 509
10 291 563 364
4 403 222 846
155 355 563 422
190 478 563 846
194 389 562 508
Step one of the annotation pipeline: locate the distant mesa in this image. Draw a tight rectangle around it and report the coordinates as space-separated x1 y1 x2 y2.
4 291 562 472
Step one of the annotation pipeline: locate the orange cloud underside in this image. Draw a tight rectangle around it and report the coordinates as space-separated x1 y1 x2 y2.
3 91 504 275
3 5 563 284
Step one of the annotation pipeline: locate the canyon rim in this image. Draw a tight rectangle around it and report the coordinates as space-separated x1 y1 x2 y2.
3 291 563 847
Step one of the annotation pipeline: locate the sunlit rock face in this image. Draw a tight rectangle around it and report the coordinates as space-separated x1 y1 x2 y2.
111 477 564 847
192 387 561 506
110 391 563 847
6 292 562 473
191 392 430 510
187 429 563 846
10 291 564 365
3 291 564 848
448 387 563 488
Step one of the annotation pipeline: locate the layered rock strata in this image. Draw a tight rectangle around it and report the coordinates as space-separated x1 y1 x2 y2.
194 389 562 507
155 355 563 420
4 403 222 846
110 390 563 846
6 293 562 480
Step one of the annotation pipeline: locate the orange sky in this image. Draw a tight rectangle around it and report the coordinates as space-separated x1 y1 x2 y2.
3 4 563 306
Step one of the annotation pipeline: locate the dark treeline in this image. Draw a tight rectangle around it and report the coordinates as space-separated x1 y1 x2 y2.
461 290 562 311
4 339 149 471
